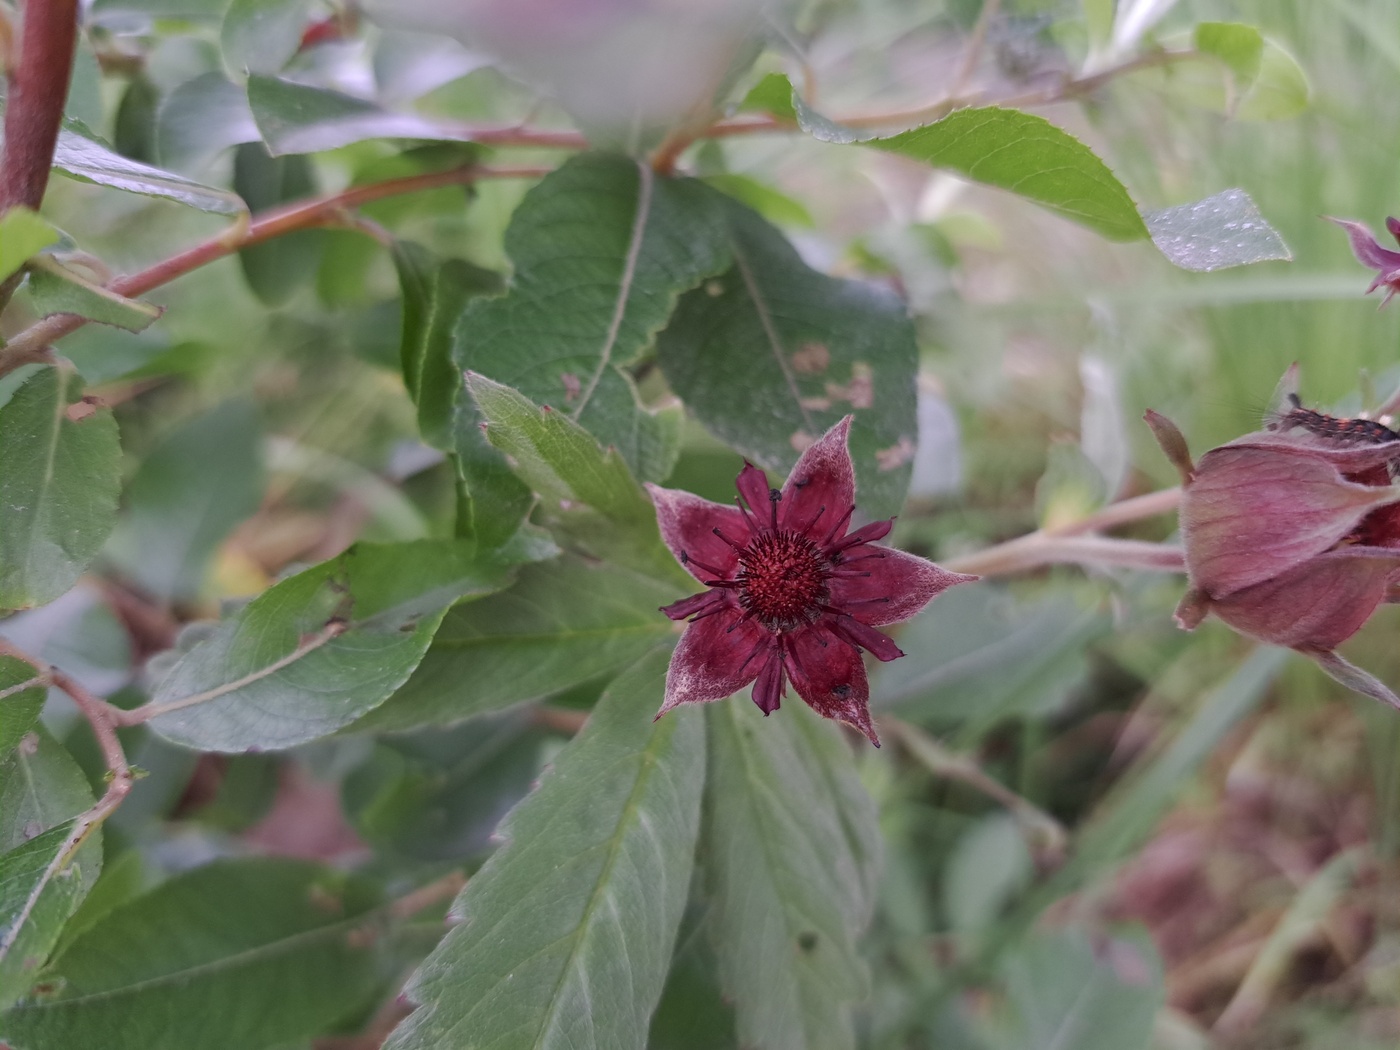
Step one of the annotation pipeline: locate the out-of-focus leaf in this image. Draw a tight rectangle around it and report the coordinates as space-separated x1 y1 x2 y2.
25 257 162 332
1234 38 1310 120
739 71 797 120
999 927 1163 1050
0 367 121 611
104 400 264 604
221 0 312 76
248 75 448 156
656 196 918 519
384 650 704 1050
233 142 323 305
702 701 882 1050
702 173 813 228
344 710 547 859
1194 22 1265 86
942 813 1032 943
453 152 730 483
393 243 504 451
0 727 101 1010
113 74 161 164
156 72 260 171
354 554 679 732
0 657 45 761
48 120 245 214
469 375 692 586
88 0 227 21
869 108 1148 242
145 540 519 752
1144 188 1292 271
0 208 59 283
373 30 488 105
0 859 387 1050
647 905 738 1050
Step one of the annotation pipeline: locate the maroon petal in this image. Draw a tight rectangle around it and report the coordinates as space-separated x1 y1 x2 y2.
780 416 855 534
1207 549 1400 650
752 647 786 714
646 483 753 583
783 625 878 745
825 612 904 661
1329 217 1400 275
735 462 773 527
1183 444 1400 596
657 609 768 718
829 547 978 625
660 589 735 622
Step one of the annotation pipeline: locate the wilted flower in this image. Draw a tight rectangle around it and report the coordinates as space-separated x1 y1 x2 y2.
1330 215 1400 306
1146 386 1400 707
646 417 976 745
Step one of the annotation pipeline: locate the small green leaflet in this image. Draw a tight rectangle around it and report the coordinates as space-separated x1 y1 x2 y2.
25 256 162 332
0 208 60 283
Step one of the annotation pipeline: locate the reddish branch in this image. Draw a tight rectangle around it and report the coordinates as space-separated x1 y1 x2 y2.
0 0 79 213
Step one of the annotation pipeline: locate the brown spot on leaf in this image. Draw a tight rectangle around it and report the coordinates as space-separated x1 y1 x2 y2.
875 436 915 471
560 372 581 402
705 280 725 297
825 362 874 410
65 396 101 422
791 342 830 375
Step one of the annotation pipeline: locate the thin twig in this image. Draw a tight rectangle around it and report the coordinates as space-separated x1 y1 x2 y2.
388 871 467 921
0 164 551 378
950 0 1002 99
885 717 1067 863
117 620 348 725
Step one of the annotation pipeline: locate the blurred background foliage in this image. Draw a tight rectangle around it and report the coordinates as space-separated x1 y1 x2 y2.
5 0 1400 1047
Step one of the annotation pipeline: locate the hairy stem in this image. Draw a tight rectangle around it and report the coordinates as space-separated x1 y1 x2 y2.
0 0 78 213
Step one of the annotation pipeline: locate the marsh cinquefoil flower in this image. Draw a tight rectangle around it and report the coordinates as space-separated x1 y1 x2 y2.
645 417 976 745
1330 215 1400 306
1146 388 1400 708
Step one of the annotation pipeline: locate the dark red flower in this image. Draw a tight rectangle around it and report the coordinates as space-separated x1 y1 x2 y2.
645 416 976 745
1330 215 1400 306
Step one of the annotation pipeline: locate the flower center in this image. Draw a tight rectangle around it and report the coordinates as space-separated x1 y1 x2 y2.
738 530 829 631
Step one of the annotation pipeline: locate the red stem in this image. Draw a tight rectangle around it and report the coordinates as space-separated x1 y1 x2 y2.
0 0 79 213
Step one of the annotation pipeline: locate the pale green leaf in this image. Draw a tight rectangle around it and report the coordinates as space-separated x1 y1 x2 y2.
1194 22 1265 86
1144 188 1292 271
702 701 882 1050
354 554 680 733
453 152 731 483
145 540 519 751
1235 39 1310 121
248 75 449 156
656 196 918 519
0 859 386 1050
156 72 260 171
50 122 245 214
0 209 60 284
0 657 45 761
0 727 101 1010
25 257 162 333
221 0 312 76
869 107 1148 241
385 649 704 1050
0 367 122 611
469 375 692 586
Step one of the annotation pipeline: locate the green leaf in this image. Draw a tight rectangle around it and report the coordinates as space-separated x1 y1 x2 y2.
739 71 797 120
104 400 265 604
0 367 122 611
1000 928 1163 1050
0 657 45 761
353 554 680 733
656 196 918 519
156 72 260 171
1194 22 1265 87
1235 39 1310 121
701 173 813 229
0 727 101 1010
0 858 387 1050
221 0 312 77
384 650 705 1050
392 243 504 451
469 375 692 586
25 257 162 333
248 75 448 156
144 539 519 752
232 142 324 305
0 208 60 284
869 107 1149 242
344 711 548 860
1144 188 1292 271
453 152 731 483
50 120 245 214
702 701 882 1050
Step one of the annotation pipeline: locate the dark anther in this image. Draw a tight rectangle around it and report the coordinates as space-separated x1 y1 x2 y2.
832 684 851 698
